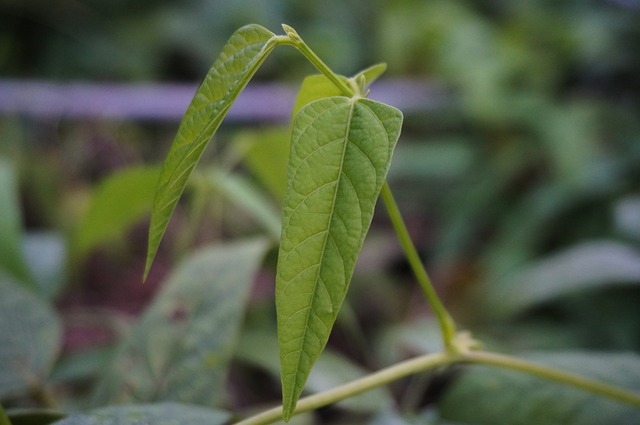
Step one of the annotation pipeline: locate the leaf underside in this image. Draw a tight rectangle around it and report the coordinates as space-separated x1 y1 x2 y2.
144 24 278 279
276 96 402 419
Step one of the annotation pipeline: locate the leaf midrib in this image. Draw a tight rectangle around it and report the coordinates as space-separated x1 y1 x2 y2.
285 97 358 408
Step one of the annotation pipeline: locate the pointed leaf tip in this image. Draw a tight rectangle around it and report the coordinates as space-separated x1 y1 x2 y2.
145 24 279 276
277 96 402 419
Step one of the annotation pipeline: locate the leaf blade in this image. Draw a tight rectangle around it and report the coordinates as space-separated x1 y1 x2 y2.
276 96 402 419
145 24 279 279
489 240 640 317
0 278 62 398
74 166 159 259
0 158 33 286
94 239 269 406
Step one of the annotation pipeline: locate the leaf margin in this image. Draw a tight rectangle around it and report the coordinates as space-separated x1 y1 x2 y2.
276 95 403 420
144 24 281 280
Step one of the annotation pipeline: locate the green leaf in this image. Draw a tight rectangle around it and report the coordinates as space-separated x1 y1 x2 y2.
205 168 282 240
0 158 33 286
291 65 387 119
145 24 280 279
489 240 640 317
291 75 347 118
93 238 268 407
439 352 640 425
0 404 11 425
0 278 62 398
73 166 160 259
236 127 291 202
276 96 402 419
352 63 387 89
51 403 229 425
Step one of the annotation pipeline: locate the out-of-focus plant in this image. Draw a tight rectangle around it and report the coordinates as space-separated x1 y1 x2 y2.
1 2 640 424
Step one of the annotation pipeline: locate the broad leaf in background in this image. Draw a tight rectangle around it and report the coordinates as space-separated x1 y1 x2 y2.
145 24 280 279
439 352 640 425
236 127 291 202
276 96 402 419
73 166 160 259
0 278 62 398
23 232 67 301
615 196 640 241
488 240 640 317
205 168 281 240
0 158 33 286
93 239 268 406
51 403 229 425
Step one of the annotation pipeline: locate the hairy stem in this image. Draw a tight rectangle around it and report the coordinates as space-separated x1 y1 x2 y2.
380 181 458 350
464 351 640 407
280 24 357 97
235 352 454 425
235 349 640 424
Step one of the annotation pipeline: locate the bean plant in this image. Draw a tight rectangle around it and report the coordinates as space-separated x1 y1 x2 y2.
1 23 639 425
142 24 640 424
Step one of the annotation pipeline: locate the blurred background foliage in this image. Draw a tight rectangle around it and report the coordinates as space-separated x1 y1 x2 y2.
1 0 640 424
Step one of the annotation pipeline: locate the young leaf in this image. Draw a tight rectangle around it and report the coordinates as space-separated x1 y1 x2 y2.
352 63 388 88
93 239 269 406
145 24 280 279
291 74 347 118
276 96 402 419
290 63 387 119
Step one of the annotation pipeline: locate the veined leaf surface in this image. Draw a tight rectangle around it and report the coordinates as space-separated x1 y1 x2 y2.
145 24 279 279
276 96 402 419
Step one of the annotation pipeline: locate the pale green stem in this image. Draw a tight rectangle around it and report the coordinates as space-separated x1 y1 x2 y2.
464 351 640 407
235 349 640 424
278 25 357 97
380 181 458 350
235 352 454 425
